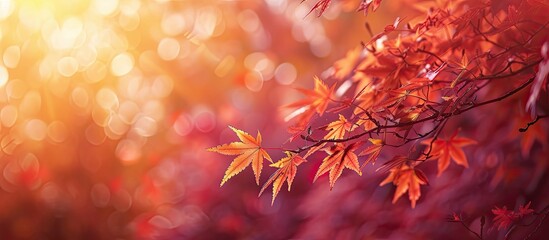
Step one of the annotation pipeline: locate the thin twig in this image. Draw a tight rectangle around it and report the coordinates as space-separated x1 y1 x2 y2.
458 218 483 239
519 115 549 132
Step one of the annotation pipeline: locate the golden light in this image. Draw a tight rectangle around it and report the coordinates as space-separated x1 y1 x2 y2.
0 0 369 238
0 0 207 171
0 65 8 87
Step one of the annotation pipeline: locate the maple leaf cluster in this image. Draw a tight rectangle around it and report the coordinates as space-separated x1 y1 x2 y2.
209 0 549 209
492 202 535 230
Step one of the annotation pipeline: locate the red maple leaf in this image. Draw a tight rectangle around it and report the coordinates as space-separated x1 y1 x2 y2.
492 206 516 230
380 164 428 208
517 201 534 217
492 201 535 230
421 131 477 176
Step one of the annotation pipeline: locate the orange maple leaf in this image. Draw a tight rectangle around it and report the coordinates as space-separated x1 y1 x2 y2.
208 126 272 186
353 88 386 115
324 114 356 140
359 138 383 167
285 76 334 116
356 117 378 131
259 152 306 205
333 46 363 80
380 164 428 208
314 143 362 189
421 131 477 176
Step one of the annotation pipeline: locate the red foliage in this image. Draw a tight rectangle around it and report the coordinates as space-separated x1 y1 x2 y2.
492 202 535 230
209 0 549 238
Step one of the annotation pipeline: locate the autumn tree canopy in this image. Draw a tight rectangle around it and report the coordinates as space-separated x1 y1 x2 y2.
209 0 549 238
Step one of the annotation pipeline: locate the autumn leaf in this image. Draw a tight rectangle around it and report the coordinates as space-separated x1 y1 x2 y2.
359 138 383 167
259 152 306 205
314 143 362 189
517 201 534 217
373 89 409 109
352 87 386 115
286 76 334 117
286 109 317 141
304 0 332 17
365 16 401 46
357 0 383 16
450 50 469 88
376 155 408 173
303 142 326 159
492 201 535 230
492 206 515 230
449 50 469 71
421 131 477 176
333 46 363 80
208 126 272 186
380 164 428 208
324 114 356 140
356 117 378 131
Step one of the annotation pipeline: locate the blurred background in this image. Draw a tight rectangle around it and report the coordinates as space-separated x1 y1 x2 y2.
1 0 547 239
